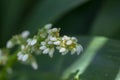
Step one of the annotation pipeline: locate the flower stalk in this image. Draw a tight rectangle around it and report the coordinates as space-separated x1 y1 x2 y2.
0 24 83 79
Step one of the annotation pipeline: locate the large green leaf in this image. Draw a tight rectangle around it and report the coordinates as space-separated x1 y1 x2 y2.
61 36 120 80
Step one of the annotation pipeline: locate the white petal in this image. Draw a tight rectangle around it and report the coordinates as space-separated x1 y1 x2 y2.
41 41 46 45
48 48 54 58
27 39 32 45
39 46 47 50
71 48 76 55
6 41 14 48
54 41 61 45
44 24 52 29
18 54 24 60
62 35 70 40
43 48 50 54
59 48 66 53
51 28 58 32
22 54 29 61
66 40 72 45
50 37 57 41
17 51 22 56
48 41 53 44
61 50 68 55
31 61 38 70
76 45 83 55
21 30 30 38
21 45 25 50
30 39 37 46
71 37 78 42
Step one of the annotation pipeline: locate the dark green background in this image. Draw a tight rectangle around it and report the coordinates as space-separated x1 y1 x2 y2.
0 0 120 80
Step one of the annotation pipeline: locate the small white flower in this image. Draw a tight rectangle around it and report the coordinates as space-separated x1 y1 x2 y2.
59 47 66 53
43 48 50 54
44 23 52 29
17 51 22 56
27 39 32 45
48 41 53 44
66 40 72 45
30 39 37 46
54 41 61 45
71 48 76 55
76 45 83 55
21 30 30 38
51 28 58 32
62 35 70 40
48 48 55 58
49 37 57 41
71 37 78 42
22 54 29 62
17 53 24 60
6 41 14 48
21 45 25 50
41 41 46 45
31 61 38 70
40 46 47 50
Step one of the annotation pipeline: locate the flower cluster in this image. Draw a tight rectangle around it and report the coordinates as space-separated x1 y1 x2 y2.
4 23 83 70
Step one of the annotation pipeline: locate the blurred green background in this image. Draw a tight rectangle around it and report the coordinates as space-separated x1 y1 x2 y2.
0 0 120 80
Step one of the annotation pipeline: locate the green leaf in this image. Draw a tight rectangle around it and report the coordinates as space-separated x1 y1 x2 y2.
61 36 120 80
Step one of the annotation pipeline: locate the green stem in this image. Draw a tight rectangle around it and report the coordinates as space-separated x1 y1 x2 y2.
0 50 18 80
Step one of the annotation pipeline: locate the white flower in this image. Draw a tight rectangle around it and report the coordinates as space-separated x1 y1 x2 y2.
27 39 37 46
39 46 47 50
48 48 55 58
21 30 30 38
31 61 38 70
17 52 24 60
48 41 53 44
22 54 29 61
30 39 37 46
49 37 57 41
66 40 72 45
44 23 52 29
71 37 78 42
21 45 25 50
71 48 76 55
54 41 61 45
17 52 29 62
43 48 50 54
59 47 66 53
6 41 14 48
27 39 32 45
51 28 58 32
76 45 83 55
41 41 46 45
62 35 70 40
